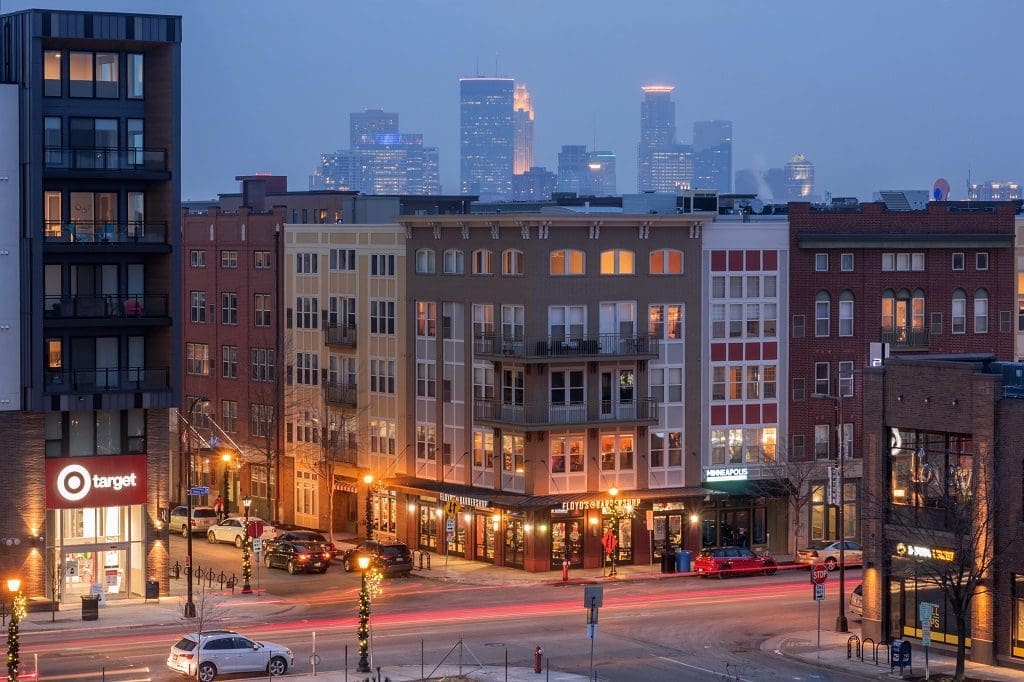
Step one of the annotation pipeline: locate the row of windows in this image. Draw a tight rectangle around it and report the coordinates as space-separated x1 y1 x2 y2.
190 249 271 270
813 251 990 273
711 365 778 401
806 288 995 337
468 303 683 341
186 394 273 438
709 427 778 464
414 248 685 276
185 343 276 381
791 424 854 460
710 274 779 300
43 49 144 99
189 292 271 326
709 303 778 339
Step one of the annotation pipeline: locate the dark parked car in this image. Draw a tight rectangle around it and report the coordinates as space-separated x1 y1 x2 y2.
693 546 777 578
340 541 414 576
266 530 336 559
262 541 330 574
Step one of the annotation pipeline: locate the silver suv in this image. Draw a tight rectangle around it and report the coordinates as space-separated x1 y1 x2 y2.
167 630 293 681
169 505 218 537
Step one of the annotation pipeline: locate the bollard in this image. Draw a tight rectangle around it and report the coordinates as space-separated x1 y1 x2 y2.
217 571 227 589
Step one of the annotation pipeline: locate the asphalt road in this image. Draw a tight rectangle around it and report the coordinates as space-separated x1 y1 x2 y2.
18 537 871 681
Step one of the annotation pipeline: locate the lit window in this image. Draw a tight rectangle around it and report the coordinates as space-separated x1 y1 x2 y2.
549 249 585 275
472 249 494 275
649 249 683 275
600 249 635 275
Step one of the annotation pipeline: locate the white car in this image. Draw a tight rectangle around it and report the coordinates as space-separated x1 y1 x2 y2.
169 505 219 537
850 583 863 617
207 517 278 547
795 540 864 571
167 630 293 681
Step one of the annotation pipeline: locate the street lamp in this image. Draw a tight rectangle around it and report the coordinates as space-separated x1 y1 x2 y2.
241 495 253 594
363 474 374 541
356 555 372 673
184 395 209 619
220 451 234 517
812 389 849 633
6 577 25 682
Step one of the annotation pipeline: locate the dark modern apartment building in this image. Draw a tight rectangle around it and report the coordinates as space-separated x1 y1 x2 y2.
0 9 181 602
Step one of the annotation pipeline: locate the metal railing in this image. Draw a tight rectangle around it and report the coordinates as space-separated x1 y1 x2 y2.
43 220 168 245
473 397 658 426
43 294 168 319
473 333 659 359
324 324 357 347
880 326 929 349
324 381 357 407
44 366 170 393
44 146 168 172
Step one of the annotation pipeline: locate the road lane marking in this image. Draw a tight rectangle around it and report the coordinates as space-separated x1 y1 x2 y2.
657 655 754 682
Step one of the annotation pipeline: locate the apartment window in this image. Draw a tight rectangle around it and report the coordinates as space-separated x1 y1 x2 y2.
746 303 760 337
649 249 683 275
472 249 494 275
415 249 436 274
764 275 777 297
220 250 238 268
190 250 205 267
746 366 761 399
44 50 62 96
952 252 965 271
975 289 989 333
549 249 585 275
729 303 743 338
473 365 495 400
254 294 271 327
503 369 524 406
728 366 742 400
711 366 726 401
95 52 118 98
329 248 356 271
650 431 682 468
711 276 726 298
814 425 831 459
814 362 830 396
664 367 683 402
931 312 944 335
550 435 585 474
600 249 635 275
472 430 495 469
1002 309 1013 333
370 254 395 276
815 253 828 272
502 434 525 474
221 400 237 433
550 370 584 406
329 296 356 329
501 248 524 274
443 249 464 274
296 252 318 274
221 345 238 379
839 361 854 397
251 250 270 269
501 305 524 342
840 253 854 272
69 51 94 97
747 276 760 298
883 252 925 271
370 419 397 455
838 291 854 337
472 304 494 337
764 303 777 338
549 305 586 340
221 292 238 325
952 289 967 334
251 404 273 438
977 252 989 271
251 348 276 382
649 304 683 340
127 53 144 98
416 362 436 398
600 434 634 471
764 366 777 399
791 434 805 458
416 424 437 461
711 304 726 339
729 276 743 298
43 118 62 166
793 314 805 338
295 352 319 385
295 296 319 329
416 301 437 337
815 291 830 337
190 291 206 323
186 343 209 376
370 299 396 335
370 359 396 394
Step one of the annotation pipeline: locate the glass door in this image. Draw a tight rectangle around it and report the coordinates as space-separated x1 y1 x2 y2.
503 518 524 569
474 514 495 562
418 505 437 550
550 518 584 569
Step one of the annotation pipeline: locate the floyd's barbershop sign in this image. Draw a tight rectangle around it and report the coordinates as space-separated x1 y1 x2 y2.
562 498 641 511
45 454 148 509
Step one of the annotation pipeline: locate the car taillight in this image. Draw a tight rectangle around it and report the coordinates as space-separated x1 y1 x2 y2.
322 552 330 560
180 653 194 660
190 519 197 526
811 550 819 557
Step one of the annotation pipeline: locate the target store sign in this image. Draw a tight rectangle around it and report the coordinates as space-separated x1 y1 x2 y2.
45 455 148 509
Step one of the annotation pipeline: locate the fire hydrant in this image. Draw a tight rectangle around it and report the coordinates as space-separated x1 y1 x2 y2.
534 645 543 673
562 559 569 582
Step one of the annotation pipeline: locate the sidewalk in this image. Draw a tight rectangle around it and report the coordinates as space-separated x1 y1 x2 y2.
273 665 589 681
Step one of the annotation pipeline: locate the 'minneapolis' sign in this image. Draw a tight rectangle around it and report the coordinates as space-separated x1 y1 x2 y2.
45 454 148 508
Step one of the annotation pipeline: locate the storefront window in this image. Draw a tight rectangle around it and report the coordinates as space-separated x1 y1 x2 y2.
550 517 584 568
899 573 968 646
418 504 438 550
1013 574 1024 657
890 428 973 513
475 514 496 562
53 505 143 602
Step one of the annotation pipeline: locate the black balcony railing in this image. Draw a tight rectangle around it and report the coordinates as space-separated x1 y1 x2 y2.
44 147 168 172
324 324 357 347
43 220 168 245
473 333 659 359
473 397 658 427
880 326 930 349
44 294 169 320
324 381 357 407
44 366 171 393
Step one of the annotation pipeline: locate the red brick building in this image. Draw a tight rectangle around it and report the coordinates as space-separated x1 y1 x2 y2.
787 200 1016 547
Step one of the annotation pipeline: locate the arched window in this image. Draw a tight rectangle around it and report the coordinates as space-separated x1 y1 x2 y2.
443 249 464 275
472 249 494 275
951 289 967 334
415 248 435 274
974 288 989 333
502 249 524 276
881 289 895 330
814 291 831 337
838 291 854 337
600 249 635 275
549 249 585 275
649 249 683 275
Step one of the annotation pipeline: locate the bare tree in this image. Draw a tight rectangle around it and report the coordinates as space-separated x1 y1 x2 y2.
750 452 830 554
178 581 228 681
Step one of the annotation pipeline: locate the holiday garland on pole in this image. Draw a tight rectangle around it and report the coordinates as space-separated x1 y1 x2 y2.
6 590 26 682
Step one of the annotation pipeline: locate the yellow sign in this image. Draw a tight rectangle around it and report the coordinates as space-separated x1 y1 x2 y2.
445 499 460 519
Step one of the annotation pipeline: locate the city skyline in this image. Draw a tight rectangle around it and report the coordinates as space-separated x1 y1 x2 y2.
8 0 1024 201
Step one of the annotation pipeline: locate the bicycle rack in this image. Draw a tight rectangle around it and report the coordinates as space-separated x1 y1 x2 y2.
875 640 889 667
847 635 861 660
860 637 873 662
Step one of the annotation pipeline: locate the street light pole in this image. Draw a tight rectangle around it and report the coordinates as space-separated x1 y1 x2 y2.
241 495 253 594
6 577 25 682
184 395 209 619
356 555 372 672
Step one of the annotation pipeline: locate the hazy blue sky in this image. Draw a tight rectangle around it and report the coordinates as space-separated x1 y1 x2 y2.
7 0 1022 201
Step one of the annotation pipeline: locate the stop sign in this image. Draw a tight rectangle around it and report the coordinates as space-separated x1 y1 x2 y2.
811 563 829 585
247 520 264 538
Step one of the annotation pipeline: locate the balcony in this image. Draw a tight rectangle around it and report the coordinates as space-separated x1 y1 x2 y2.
44 221 169 248
44 366 171 393
473 334 659 361
324 381 357 408
324 324 357 348
880 326 930 350
44 294 169 323
473 398 659 430
44 147 169 177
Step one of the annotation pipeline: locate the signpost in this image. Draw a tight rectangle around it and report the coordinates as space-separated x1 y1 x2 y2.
584 586 604 679
811 564 829 653
188 486 210 496
920 601 937 680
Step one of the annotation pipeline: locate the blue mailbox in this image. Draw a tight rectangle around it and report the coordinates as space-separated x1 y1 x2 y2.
890 639 911 673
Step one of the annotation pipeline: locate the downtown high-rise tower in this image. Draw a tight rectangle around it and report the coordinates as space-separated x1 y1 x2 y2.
460 77 515 201
637 85 692 193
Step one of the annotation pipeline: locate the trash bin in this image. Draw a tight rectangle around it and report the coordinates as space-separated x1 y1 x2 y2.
661 551 676 573
676 550 692 573
81 595 99 621
145 580 159 601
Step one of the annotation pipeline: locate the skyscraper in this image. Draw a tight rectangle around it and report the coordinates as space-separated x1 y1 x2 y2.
588 151 617 196
785 154 815 200
460 77 515 201
637 85 690 192
513 83 535 176
350 108 399 148
693 120 733 193
557 145 590 194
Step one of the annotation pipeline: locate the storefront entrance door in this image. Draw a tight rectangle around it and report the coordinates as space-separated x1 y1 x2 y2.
475 514 495 562
62 544 129 601
550 519 584 569
503 518 524 569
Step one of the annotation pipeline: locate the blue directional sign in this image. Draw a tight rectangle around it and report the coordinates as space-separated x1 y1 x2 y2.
209 435 220 448
189 486 210 496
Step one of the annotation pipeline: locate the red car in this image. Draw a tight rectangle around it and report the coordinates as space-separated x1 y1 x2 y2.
694 546 777 578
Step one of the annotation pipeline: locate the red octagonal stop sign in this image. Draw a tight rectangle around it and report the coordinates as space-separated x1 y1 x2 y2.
811 563 829 585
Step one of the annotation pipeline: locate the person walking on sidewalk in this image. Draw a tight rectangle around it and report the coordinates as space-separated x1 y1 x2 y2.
213 495 224 520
